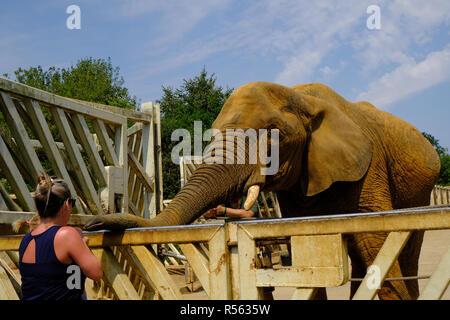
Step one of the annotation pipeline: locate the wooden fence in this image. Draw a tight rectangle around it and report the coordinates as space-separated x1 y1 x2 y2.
0 77 163 228
0 206 448 300
0 78 163 298
431 185 450 206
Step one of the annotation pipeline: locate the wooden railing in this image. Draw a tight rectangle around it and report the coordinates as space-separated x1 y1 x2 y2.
0 78 163 298
0 206 448 300
0 77 163 223
431 185 450 206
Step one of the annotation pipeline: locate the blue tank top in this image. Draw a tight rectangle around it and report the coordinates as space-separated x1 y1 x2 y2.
19 226 86 300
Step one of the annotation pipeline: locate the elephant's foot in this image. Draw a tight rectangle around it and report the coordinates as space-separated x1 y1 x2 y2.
84 213 151 231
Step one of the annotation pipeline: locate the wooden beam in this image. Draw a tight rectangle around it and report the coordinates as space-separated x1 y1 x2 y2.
0 78 125 125
418 246 450 300
0 264 19 299
0 91 44 183
128 150 154 193
180 243 211 296
0 135 34 211
140 102 155 219
92 119 119 167
92 248 140 300
50 107 103 215
237 225 263 300
237 207 450 239
23 99 83 214
121 245 182 300
353 231 411 300
70 113 107 188
208 227 231 299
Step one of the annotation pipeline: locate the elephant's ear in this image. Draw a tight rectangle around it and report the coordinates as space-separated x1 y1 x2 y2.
306 99 373 196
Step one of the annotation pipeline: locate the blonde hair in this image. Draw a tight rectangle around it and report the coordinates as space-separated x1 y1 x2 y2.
34 174 72 218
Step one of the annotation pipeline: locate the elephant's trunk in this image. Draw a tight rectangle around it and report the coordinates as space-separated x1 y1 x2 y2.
144 130 264 227
147 163 255 227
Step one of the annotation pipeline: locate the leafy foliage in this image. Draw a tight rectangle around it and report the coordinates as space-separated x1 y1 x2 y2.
422 132 450 186
157 68 233 199
14 57 137 110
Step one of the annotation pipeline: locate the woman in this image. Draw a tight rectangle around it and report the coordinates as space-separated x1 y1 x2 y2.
19 175 102 300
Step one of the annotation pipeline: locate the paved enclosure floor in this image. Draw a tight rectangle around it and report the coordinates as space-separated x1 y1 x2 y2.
175 229 449 300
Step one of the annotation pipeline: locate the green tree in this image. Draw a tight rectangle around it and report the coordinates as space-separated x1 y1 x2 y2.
0 58 138 192
14 57 137 110
157 68 233 199
422 132 450 186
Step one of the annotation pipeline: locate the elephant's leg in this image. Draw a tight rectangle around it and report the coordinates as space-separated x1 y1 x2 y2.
397 230 424 299
348 232 417 300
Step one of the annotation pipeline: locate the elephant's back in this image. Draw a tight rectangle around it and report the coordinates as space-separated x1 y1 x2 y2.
353 101 440 207
293 83 440 207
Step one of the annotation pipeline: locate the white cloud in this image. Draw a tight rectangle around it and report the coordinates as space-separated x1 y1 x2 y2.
357 45 450 108
117 0 231 45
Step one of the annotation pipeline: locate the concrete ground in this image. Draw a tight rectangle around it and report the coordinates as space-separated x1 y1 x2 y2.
175 229 449 300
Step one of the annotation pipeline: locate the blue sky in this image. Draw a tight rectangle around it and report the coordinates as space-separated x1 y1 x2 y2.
1 0 449 149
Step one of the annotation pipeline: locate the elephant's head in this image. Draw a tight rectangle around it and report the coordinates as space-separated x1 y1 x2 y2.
85 82 372 230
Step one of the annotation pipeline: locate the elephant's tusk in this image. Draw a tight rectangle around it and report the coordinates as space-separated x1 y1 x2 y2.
244 185 260 210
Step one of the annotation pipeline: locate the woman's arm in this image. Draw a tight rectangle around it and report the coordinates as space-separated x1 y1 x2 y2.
216 205 255 218
56 227 103 281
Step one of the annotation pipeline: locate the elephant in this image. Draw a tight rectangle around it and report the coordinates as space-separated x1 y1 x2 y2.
85 82 440 300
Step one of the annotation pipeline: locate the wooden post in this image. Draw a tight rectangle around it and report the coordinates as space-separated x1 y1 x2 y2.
140 102 155 219
208 228 231 299
237 225 263 300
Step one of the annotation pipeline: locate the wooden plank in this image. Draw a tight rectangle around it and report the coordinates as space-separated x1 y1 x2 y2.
116 122 128 214
128 150 154 192
153 103 163 214
237 225 263 300
92 119 119 166
209 227 231 299
23 99 83 213
0 252 21 286
256 266 348 287
67 97 151 123
92 248 140 300
70 113 107 188
0 135 34 211
0 183 22 211
140 102 156 219
122 245 182 300
179 243 211 295
0 264 19 299
236 207 450 239
0 78 125 125
418 246 450 300
353 231 411 300
0 91 44 183
287 234 348 287
50 107 103 215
